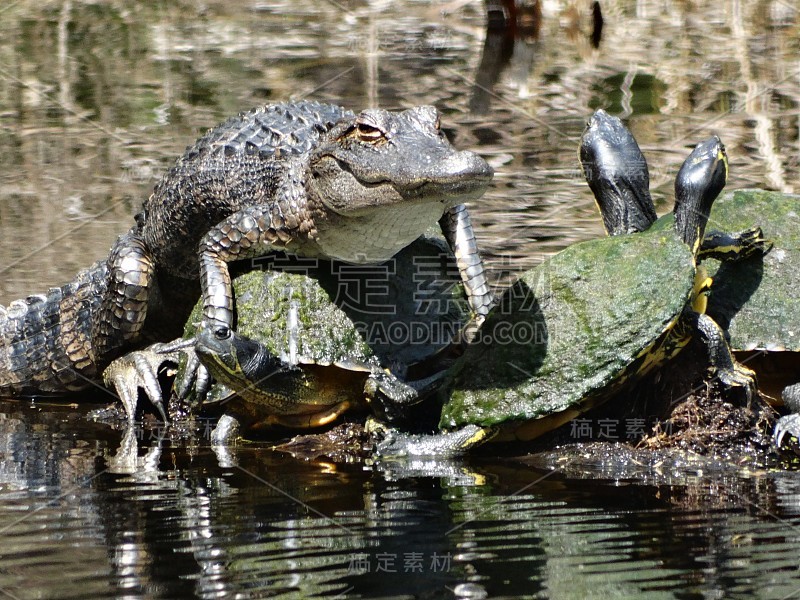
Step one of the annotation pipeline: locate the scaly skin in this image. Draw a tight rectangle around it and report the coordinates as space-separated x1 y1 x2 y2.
0 261 108 394
0 233 154 395
0 100 494 404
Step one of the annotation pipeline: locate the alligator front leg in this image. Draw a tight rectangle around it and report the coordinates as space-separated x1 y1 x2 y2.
173 204 301 401
199 204 301 328
439 204 494 327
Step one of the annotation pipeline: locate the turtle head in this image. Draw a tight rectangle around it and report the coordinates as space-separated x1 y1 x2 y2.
196 326 285 390
579 109 657 235
674 136 728 252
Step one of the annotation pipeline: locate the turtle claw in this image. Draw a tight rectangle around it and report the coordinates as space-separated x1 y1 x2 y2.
714 362 757 403
103 341 186 422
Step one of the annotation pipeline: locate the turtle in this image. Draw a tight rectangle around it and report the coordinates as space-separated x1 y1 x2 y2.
192 324 412 433
158 235 473 437
376 111 768 456
697 189 800 448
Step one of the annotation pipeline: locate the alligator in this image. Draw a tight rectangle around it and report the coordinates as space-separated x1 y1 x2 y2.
0 100 494 417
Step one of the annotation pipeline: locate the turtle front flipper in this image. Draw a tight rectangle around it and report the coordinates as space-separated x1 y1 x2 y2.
681 311 756 400
368 418 495 458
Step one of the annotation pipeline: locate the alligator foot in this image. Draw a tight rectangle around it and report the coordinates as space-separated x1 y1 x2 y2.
103 338 194 422
774 383 800 450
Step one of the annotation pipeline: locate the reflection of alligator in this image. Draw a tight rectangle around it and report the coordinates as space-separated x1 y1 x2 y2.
0 101 494 407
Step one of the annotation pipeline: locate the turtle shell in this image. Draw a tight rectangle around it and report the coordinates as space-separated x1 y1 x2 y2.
704 189 800 353
439 220 695 438
181 236 470 406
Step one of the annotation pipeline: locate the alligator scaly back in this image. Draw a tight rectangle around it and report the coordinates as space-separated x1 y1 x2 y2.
141 101 352 278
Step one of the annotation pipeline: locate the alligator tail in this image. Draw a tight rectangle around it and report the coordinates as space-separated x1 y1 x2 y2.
0 261 109 396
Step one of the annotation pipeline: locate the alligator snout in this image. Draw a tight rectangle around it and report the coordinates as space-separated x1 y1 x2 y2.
438 150 494 184
404 149 492 204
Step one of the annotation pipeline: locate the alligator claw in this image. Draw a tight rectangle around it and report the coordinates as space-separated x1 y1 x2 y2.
774 384 800 451
103 340 189 422
774 414 800 450
174 350 197 400
174 346 211 404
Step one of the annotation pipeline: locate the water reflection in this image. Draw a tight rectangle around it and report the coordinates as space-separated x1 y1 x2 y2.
2 407 800 598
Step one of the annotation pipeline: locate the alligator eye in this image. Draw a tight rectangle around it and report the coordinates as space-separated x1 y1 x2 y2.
356 122 384 142
213 326 231 340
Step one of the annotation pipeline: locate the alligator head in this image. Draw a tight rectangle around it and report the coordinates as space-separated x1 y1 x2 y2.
307 105 493 263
